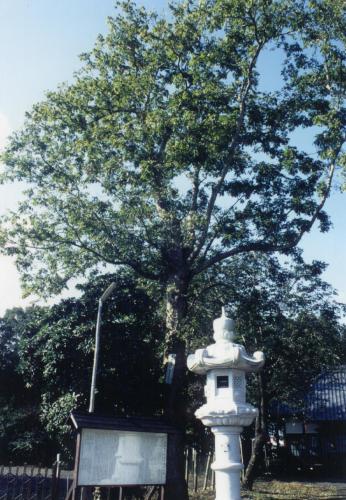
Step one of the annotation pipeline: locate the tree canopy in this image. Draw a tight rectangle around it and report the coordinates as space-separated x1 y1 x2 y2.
0 272 164 463
1 2 346 494
0 254 344 468
1 0 345 297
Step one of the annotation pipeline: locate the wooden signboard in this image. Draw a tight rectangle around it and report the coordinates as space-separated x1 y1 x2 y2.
69 412 180 499
77 428 167 486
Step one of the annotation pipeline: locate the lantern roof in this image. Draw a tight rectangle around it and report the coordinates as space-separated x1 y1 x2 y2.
187 308 264 374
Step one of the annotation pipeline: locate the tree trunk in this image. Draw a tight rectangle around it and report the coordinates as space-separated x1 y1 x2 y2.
163 273 190 500
242 372 267 491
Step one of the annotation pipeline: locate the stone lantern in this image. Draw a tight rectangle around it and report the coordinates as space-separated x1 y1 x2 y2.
187 308 264 500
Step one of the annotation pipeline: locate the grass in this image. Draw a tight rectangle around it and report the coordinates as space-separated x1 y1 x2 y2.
189 479 339 499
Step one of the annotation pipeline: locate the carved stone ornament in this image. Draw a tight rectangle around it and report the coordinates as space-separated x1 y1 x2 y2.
187 308 264 500
187 307 264 375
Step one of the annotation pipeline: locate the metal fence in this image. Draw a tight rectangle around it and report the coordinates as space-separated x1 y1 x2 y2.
0 448 222 500
0 465 73 500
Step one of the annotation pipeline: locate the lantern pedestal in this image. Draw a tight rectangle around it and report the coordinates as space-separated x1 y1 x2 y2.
187 308 264 500
211 426 243 500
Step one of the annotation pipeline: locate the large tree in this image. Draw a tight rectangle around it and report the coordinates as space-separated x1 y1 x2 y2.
0 311 39 463
232 256 346 488
0 272 163 464
1 0 346 496
184 253 346 488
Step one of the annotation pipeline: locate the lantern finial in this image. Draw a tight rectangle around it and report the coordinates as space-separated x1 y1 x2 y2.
213 306 234 343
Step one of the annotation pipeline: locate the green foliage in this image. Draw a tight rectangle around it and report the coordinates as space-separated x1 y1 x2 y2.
0 272 164 464
0 257 344 463
0 400 45 463
184 253 346 443
0 312 46 463
40 393 80 460
0 0 345 297
0 1 346 477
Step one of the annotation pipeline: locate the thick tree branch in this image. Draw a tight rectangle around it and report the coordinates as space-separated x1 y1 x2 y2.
189 42 264 264
193 151 341 276
197 193 249 264
62 228 161 281
190 166 201 213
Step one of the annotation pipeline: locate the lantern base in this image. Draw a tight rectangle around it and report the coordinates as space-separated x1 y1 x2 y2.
211 425 244 500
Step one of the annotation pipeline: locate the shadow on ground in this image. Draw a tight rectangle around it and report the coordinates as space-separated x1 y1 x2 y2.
190 479 346 499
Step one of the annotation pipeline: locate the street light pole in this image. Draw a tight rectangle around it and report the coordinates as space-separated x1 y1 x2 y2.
88 282 116 413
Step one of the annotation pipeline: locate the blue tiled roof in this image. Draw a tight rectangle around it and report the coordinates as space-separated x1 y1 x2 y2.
269 400 301 418
306 367 346 422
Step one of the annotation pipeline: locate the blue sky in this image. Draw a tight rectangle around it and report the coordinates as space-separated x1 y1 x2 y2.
0 0 345 314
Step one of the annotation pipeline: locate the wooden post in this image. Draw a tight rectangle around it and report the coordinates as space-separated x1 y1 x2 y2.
92 487 101 500
203 452 212 490
72 432 82 500
52 453 61 500
184 447 190 485
193 448 198 493
144 486 155 500
65 481 76 500
239 436 245 481
212 453 215 491
51 461 57 500
184 448 188 481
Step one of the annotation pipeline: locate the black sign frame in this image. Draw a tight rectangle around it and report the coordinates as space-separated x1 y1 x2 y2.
67 412 181 500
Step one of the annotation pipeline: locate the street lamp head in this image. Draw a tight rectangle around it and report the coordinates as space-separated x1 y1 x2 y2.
100 282 116 302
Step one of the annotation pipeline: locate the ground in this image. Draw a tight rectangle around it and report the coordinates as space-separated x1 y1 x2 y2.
190 479 346 499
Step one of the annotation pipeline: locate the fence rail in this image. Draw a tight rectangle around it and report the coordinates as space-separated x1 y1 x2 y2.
0 465 73 500
0 447 234 500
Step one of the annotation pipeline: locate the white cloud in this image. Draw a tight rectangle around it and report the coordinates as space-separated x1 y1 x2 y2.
0 112 11 152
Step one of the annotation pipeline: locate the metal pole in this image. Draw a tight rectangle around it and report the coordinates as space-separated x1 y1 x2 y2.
88 282 116 413
89 299 102 413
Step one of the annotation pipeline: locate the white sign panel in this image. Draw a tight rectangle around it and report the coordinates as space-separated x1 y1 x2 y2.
77 428 167 486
